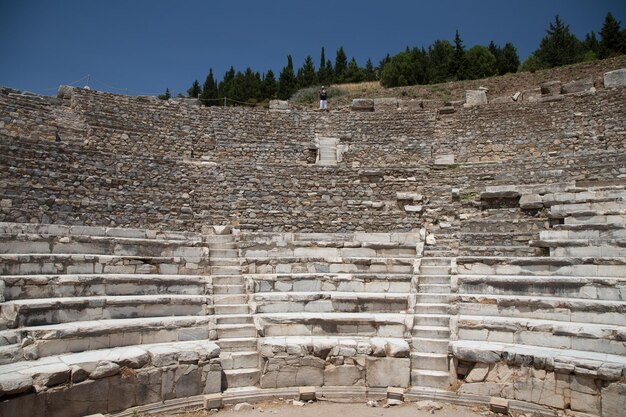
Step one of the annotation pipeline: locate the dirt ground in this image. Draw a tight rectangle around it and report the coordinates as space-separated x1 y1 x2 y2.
147 398 491 417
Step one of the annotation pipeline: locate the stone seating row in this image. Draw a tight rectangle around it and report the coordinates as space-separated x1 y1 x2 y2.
0 254 209 276
0 340 222 417
457 314 626 356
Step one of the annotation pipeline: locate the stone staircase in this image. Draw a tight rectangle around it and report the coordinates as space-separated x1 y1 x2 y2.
209 232 260 389
411 257 452 389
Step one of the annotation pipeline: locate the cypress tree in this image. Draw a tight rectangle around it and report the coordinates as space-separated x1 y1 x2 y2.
318 47 328 84
158 88 171 100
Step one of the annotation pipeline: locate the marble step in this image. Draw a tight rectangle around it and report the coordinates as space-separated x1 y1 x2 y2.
216 314 253 325
215 337 257 352
420 265 450 275
211 266 242 275
213 294 247 305
219 351 259 370
411 369 450 389
414 314 450 327
419 275 450 285
214 304 250 315
210 249 239 258
412 325 450 339
412 337 449 354
414 303 450 314
421 258 451 267
212 275 245 286
213 285 245 295
411 352 449 371
417 284 451 294
216 324 257 339
223 368 260 389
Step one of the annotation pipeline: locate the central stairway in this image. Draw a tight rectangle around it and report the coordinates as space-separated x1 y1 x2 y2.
411 257 453 389
209 232 261 389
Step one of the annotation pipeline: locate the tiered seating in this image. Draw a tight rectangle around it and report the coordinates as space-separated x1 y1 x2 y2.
241 232 420 388
451 184 626 406
0 222 226 416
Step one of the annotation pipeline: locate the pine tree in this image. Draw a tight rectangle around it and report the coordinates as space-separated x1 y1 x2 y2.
464 45 497 79
599 12 625 58
534 15 584 68
262 70 277 100
325 59 334 84
344 58 365 83
218 67 236 105
200 69 218 106
334 47 348 83
187 80 201 98
158 88 171 100
499 43 520 74
451 30 468 80
364 58 377 81
300 55 317 87
428 40 454 83
277 55 296 100
583 32 600 57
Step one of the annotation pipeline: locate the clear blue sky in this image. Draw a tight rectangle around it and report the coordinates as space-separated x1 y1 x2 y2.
1 0 624 96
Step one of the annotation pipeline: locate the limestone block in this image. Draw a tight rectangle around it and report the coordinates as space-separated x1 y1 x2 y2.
351 99 375 112
28 363 71 387
45 379 109 417
0 373 32 396
603 69 626 88
541 81 562 96
562 77 594 94
324 364 364 386
89 361 120 379
465 90 488 106
0 392 45 417
365 357 410 387
466 362 491 383
203 393 223 410
434 154 455 165
601 382 626 417
520 194 543 210
385 339 410 358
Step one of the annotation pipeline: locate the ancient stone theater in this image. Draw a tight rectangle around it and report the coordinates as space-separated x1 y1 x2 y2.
0 65 625 417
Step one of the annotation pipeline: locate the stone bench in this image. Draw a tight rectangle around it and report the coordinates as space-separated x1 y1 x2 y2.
241 241 417 259
549 201 626 218
0 233 209 258
451 339 626 380
251 292 410 314
0 222 205 242
1 274 211 301
450 339 626 415
258 336 411 389
456 274 626 300
1 294 211 328
0 254 209 276
457 315 626 356
244 256 415 275
255 312 413 338
247 273 413 293
564 214 625 226
0 316 218 364
457 256 626 278
0 340 221 417
457 294 626 326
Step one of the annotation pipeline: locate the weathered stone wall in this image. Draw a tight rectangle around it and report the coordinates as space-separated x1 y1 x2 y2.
0 75 625 233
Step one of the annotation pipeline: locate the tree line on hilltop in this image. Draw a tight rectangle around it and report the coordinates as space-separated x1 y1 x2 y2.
159 13 626 104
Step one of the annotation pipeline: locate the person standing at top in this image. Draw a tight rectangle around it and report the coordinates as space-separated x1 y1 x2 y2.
319 86 328 111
